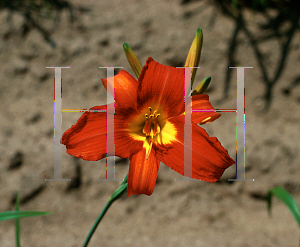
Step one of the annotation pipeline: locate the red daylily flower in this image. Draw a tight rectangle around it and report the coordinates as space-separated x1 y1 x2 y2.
61 57 235 197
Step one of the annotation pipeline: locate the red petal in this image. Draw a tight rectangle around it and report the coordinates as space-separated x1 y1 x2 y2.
155 116 235 182
61 104 142 161
127 148 160 197
190 94 221 124
101 70 138 108
137 57 185 118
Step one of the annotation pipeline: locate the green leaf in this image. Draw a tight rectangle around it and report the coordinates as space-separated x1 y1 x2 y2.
267 186 300 228
109 183 128 203
15 193 21 247
0 211 51 222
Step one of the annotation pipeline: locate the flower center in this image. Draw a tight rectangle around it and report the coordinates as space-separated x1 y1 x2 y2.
142 107 161 137
142 107 161 159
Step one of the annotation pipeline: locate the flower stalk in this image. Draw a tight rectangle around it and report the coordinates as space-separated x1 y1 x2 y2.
82 174 128 247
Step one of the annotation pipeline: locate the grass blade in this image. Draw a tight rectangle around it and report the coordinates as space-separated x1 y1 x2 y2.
267 186 300 228
15 193 21 247
0 211 51 222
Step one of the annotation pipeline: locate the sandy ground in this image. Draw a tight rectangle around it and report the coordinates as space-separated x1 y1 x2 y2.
0 0 300 246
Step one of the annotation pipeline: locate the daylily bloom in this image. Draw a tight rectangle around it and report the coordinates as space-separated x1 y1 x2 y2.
61 56 235 197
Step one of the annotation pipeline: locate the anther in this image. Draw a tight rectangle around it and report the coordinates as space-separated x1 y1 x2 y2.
143 114 149 134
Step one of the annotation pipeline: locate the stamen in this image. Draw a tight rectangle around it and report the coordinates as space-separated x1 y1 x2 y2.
146 115 152 135
142 114 149 134
142 107 162 160
143 107 161 138
146 138 153 160
153 114 160 136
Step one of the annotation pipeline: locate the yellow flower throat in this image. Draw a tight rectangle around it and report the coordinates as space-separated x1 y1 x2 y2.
129 106 178 161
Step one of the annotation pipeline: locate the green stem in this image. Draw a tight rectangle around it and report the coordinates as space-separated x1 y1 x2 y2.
82 174 128 247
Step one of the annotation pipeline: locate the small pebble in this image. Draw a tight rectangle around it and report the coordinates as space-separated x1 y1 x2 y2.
8 151 24 170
